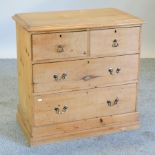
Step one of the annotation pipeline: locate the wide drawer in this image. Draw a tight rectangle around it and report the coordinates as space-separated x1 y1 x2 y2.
33 84 137 126
32 31 88 61
33 54 139 93
90 27 140 57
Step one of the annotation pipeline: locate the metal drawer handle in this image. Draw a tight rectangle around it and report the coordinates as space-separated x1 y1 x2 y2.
53 73 67 81
57 45 64 53
116 68 121 74
108 68 113 75
108 68 121 75
107 97 119 107
54 105 68 114
112 39 119 47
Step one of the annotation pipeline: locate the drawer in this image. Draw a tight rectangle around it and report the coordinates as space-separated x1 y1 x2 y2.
90 27 140 57
32 31 88 61
33 54 139 93
33 84 137 126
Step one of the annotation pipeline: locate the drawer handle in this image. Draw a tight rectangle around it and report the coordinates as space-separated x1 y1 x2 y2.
116 68 121 74
108 68 121 75
57 45 64 53
53 73 67 81
61 73 67 80
107 97 119 107
54 105 68 114
108 68 113 75
112 39 119 47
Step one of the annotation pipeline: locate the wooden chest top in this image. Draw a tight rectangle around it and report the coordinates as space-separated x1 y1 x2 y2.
13 8 143 32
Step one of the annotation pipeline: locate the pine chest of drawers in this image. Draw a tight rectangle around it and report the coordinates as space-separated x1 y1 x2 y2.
13 8 143 146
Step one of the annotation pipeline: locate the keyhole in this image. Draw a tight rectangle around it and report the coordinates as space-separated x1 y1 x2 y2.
59 34 62 38
114 29 117 33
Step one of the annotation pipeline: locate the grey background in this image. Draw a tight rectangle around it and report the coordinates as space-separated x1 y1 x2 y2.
0 0 154 58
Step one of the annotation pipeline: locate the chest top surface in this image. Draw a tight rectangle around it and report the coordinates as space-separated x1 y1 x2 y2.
13 8 143 32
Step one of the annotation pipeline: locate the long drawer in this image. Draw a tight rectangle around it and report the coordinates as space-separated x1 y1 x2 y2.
33 54 139 93
33 84 137 126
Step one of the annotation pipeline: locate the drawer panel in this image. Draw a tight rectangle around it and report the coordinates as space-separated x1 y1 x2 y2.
33 84 137 126
33 54 139 93
90 27 140 57
32 112 139 138
32 31 88 61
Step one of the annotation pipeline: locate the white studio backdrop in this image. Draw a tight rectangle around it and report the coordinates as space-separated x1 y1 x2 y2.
0 0 154 58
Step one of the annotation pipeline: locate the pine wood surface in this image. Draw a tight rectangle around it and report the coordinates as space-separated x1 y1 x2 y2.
13 8 143 146
13 8 143 32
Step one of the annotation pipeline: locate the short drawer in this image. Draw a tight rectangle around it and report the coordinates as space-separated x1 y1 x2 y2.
33 54 139 93
32 31 88 61
33 84 137 126
90 27 140 57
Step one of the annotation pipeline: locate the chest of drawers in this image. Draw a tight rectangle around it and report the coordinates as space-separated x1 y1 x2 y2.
13 8 143 146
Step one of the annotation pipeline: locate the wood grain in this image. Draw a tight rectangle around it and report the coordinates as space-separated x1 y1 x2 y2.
13 8 143 32
90 27 140 57
13 8 143 146
33 84 137 126
16 24 34 128
33 54 139 93
32 31 88 61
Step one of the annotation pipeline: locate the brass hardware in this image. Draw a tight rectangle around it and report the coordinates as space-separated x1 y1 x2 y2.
62 106 68 113
54 107 60 114
112 39 119 47
108 68 113 75
53 73 67 81
54 105 68 114
107 97 119 107
53 74 59 81
108 68 121 75
116 68 121 73
61 73 67 80
114 97 119 105
57 45 64 53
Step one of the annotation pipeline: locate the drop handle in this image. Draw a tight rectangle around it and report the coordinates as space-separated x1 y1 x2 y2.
108 68 113 75
108 68 121 75
116 68 121 74
53 73 67 81
112 39 119 47
107 97 119 107
57 45 64 53
54 105 68 114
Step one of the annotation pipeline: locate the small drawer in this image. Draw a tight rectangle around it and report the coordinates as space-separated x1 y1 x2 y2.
33 84 137 126
90 27 140 57
33 54 139 93
32 31 88 61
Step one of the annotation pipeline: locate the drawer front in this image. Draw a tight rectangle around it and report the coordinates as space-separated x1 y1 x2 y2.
33 84 137 126
90 27 140 57
33 54 139 93
32 31 88 61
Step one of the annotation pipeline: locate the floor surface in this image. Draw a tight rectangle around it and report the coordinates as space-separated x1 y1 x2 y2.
0 59 155 155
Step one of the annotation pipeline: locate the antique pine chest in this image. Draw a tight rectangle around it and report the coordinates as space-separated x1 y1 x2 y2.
13 8 143 146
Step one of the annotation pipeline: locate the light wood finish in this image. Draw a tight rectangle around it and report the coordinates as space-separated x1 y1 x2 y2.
16 24 34 129
33 55 139 93
32 31 88 61
17 111 139 146
13 8 143 32
34 84 137 126
90 27 140 57
13 8 143 146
